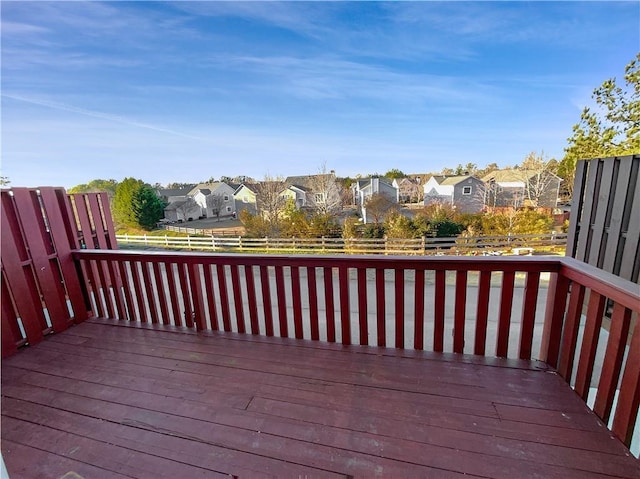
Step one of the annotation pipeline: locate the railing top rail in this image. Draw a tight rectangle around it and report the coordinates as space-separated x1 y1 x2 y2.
560 256 640 310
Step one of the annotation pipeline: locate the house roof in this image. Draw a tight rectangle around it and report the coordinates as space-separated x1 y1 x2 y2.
439 175 478 186
156 187 192 197
482 169 560 184
234 183 257 195
285 174 335 191
188 182 232 196
164 200 187 211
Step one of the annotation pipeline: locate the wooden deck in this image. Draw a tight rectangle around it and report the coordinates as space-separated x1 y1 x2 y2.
2 320 639 479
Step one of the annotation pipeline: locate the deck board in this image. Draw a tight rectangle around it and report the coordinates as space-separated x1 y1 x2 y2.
2 320 639 479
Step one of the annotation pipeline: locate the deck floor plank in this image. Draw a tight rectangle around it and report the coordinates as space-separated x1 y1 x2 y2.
2 320 639 479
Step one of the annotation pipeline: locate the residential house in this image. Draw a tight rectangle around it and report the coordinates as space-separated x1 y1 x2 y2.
482 169 561 209
392 177 422 203
188 182 237 219
351 177 398 205
163 199 201 223
233 183 258 216
284 173 342 213
157 186 198 223
351 177 399 223
423 175 485 213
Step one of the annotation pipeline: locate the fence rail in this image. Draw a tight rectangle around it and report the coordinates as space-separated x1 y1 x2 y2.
162 225 244 236
116 232 567 254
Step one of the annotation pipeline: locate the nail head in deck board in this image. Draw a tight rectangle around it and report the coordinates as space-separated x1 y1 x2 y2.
2 320 639 478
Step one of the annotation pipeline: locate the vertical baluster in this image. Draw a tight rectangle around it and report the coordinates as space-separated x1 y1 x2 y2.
117 261 136 321
140 261 158 324
291 266 303 339
245 265 259 334
540 274 570 367
152 262 171 325
395 269 404 349
453 270 467 353
260 265 274 336
612 317 640 447
230 264 245 334
433 269 445 352
324 267 336 342
275 265 288 337
594 303 633 422
130 261 149 323
474 270 491 356
216 264 231 331
358 268 368 346
166 263 182 326
338 266 351 345
187 263 206 331
376 268 386 347
557 282 585 377
496 271 515 358
308 267 319 341
203 264 218 330
107 260 127 321
413 268 425 350
574 292 606 400
177 263 193 327
519 271 541 361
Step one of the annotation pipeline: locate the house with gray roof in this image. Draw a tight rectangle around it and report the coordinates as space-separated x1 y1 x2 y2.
423 175 485 213
188 182 237 219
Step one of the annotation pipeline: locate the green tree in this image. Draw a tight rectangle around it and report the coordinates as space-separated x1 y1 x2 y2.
239 210 272 238
384 168 406 179
132 186 166 230
560 54 640 196
481 209 553 236
342 217 359 239
69 179 118 197
384 212 418 238
0 176 10 186
113 178 165 230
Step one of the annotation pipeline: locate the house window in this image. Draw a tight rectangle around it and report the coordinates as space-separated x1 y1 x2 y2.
462 186 472 195
226 206 231 212
243 196 249 203
224 195 229 201
315 193 324 202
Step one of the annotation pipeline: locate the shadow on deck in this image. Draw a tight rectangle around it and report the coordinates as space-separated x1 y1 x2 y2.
2 319 639 479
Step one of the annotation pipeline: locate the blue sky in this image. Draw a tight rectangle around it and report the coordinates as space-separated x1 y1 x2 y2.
2 1 638 188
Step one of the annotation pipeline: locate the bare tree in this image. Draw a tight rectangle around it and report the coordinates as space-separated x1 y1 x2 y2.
307 163 344 215
364 193 398 224
254 176 287 227
206 193 225 221
518 152 561 208
175 197 199 221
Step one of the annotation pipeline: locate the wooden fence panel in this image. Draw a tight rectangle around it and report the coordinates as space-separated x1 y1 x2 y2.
1 188 119 356
568 155 640 283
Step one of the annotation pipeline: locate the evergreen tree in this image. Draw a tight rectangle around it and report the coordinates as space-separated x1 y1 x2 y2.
133 186 166 230
559 54 640 196
113 177 165 230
